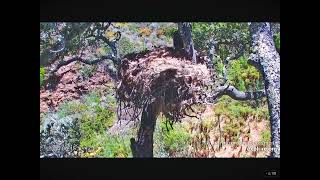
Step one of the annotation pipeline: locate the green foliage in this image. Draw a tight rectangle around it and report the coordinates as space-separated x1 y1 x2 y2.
78 92 116 149
57 101 88 118
40 67 45 87
79 109 114 147
227 56 263 91
215 96 268 121
202 117 215 130
214 103 226 117
54 89 117 156
223 118 241 141
218 96 268 141
212 96 269 152
79 64 97 80
118 36 138 57
154 117 191 157
40 23 87 56
126 23 139 33
259 130 271 146
254 108 269 121
213 96 269 145
162 26 178 38
83 91 101 105
227 103 253 119
99 135 132 158
192 23 249 52
95 105 115 129
40 23 58 53
192 23 217 51
162 125 190 153
192 23 251 89
216 60 225 77
98 45 113 56
79 134 132 158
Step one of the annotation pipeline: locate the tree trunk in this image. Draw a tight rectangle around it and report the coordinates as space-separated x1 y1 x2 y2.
173 31 184 51
249 22 280 158
130 102 160 157
178 23 197 63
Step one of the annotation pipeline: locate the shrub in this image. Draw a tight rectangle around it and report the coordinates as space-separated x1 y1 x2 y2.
79 122 133 158
41 89 117 158
227 56 263 92
215 95 268 120
79 108 115 148
118 36 138 57
259 130 271 147
214 95 269 141
79 134 132 158
154 117 191 157
40 114 80 158
162 26 177 38
254 107 269 121
57 101 88 118
229 105 254 120
40 67 45 87
192 23 216 51
211 95 270 150
77 91 116 150
202 117 214 130
223 119 241 142
83 91 101 106
79 64 97 80
95 105 116 129
99 135 132 158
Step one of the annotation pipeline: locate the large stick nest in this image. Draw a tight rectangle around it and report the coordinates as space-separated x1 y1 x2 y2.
116 47 217 123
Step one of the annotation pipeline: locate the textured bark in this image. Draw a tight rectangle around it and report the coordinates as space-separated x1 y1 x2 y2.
249 22 280 158
178 23 197 63
173 31 184 51
130 102 160 157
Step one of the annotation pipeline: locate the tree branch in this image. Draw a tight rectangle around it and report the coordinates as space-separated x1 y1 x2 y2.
50 55 117 74
95 33 121 65
211 85 266 101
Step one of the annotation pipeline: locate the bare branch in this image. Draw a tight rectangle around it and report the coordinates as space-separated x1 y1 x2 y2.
211 85 266 101
49 55 117 74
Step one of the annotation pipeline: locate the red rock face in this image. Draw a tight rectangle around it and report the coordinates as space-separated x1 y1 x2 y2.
40 62 112 114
